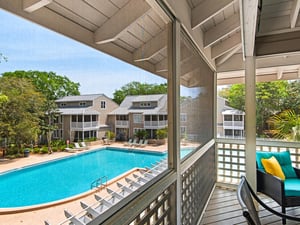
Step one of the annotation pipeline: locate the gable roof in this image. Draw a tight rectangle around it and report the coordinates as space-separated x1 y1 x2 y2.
56 94 107 102
109 94 167 115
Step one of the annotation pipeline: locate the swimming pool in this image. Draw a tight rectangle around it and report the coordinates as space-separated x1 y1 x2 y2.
0 147 193 208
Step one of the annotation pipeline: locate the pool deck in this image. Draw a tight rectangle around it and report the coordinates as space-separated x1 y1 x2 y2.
0 141 170 225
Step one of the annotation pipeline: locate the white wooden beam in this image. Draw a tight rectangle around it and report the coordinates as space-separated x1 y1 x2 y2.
191 0 235 30
204 13 240 48
145 0 170 24
290 0 300 28
215 44 241 65
23 0 52 13
133 30 167 62
277 68 283 79
211 31 241 59
240 0 259 57
94 0 151 44
156 58 167 73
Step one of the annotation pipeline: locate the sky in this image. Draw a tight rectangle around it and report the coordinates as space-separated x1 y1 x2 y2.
0 9 166 98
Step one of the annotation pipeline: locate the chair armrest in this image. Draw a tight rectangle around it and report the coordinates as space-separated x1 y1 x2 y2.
257 169 285 204
293 167 300 178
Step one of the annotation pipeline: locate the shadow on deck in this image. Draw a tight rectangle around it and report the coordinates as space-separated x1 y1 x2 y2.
200 186 300 225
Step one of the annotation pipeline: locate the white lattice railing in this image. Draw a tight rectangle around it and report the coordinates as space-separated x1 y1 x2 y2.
216 138 300 185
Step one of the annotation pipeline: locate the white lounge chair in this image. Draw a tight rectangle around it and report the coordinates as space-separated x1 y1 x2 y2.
129 139 138 147
140 139 148 147
80 142 88 150
123 139 133 146
134 139 144 147
74 142 85 150
64 147 78 153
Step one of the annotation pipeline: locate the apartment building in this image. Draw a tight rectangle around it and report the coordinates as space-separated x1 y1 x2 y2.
54 94 118 142
217 97 245 138
108 94 168 141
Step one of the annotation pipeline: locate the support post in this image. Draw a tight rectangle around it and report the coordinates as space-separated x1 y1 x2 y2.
245 56 256 189
167 20 181 225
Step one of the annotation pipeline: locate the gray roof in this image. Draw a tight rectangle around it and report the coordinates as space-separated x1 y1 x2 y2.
58 108 100 115
56 94 105 102
222 109 245 115
109 94 167 115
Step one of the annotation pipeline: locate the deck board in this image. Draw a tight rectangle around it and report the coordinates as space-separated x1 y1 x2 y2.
200 186 300 225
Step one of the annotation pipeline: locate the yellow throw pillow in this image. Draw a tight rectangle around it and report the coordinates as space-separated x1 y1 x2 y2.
261 156 286 180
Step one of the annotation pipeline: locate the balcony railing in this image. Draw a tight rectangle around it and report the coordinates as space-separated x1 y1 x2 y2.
223 121 244 128
216 137 300 185
115 120 129 128
144 120 168 128
71 121 98 129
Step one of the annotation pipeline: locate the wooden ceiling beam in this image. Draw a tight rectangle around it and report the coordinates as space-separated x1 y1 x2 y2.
290 0 300 28
191 0 235 30
256 31 300 56
133 30 167 62
23 0 52 13
211 31 241 59
94 0 151 44
215 44 241 65
240 0 259 57
204 13 240 48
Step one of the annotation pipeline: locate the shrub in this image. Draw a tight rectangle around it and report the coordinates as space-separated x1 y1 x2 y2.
156 128 168 139
134 129 148 140
40 146 48 154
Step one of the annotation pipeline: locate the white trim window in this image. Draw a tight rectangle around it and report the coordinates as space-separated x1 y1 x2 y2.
180 113 187 122
100 100 106 109
133 114 143 124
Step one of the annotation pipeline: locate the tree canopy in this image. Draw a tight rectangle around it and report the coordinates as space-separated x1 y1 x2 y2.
219 80 294 137
0 71 80 153
2 70 80 100
0 77 45 149
112 81 167 104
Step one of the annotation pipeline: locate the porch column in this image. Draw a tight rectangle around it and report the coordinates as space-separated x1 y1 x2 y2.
167 20 181 225
245 56 256 188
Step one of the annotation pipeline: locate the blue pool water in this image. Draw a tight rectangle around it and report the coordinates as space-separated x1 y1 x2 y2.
0 147 193 208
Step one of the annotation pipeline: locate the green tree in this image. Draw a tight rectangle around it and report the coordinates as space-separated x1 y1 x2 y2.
2 70 80 100
282 80 300 114
219 84 245 111
0 93 8 104
113 81 167 104
220 81 289 136
2 71 80 153
267 109 300 141
0 77 45 152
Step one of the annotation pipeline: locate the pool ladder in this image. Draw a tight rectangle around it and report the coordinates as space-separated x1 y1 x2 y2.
90 176 107 189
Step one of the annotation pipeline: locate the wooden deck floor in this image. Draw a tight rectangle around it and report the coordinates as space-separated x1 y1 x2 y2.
200 186 300 225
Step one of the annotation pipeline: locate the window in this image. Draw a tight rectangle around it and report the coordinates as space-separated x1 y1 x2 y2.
79 102 86 106
179 29 214 158
133 114 143 123
225 129 233 136
101 101 106 109
224 115 233 121
234 115 243 121
140 102 151 107
180 114 187 122
60 103 66 107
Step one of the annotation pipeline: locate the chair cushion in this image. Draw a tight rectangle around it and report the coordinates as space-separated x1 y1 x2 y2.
284 179 300 196
261 156 285 180
256 151 297 178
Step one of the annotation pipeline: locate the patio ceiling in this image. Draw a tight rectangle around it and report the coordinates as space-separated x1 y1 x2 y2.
1 0 300 86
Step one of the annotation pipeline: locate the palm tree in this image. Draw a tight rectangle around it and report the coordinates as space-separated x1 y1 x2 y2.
268 109 300 141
